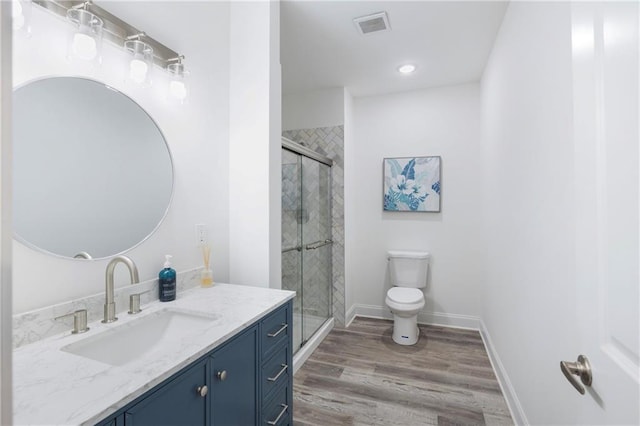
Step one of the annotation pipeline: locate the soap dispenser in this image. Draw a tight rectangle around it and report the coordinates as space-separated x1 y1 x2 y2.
159 255 176 302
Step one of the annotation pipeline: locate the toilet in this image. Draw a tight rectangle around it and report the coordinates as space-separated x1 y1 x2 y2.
385 250 430 345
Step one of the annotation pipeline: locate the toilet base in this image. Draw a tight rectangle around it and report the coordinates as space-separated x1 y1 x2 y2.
391 314 420 345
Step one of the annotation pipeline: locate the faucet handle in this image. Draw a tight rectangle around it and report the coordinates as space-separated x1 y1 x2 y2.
128 290 151 315
55 309 90 334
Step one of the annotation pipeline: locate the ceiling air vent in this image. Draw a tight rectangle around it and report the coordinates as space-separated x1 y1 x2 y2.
353 11 391 35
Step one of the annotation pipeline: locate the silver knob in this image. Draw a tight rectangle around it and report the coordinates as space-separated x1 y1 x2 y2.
196 385 208 397
560 355 592 395
217 370 227 381
54 309 90 334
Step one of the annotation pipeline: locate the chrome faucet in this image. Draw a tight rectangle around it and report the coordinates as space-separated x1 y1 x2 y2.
103 255 139 323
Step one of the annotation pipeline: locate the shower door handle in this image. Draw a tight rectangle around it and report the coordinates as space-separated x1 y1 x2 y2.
282 246 302 253
305 239 333 250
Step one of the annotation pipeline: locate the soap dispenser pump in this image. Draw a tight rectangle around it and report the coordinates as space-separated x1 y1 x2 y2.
159 255 176 302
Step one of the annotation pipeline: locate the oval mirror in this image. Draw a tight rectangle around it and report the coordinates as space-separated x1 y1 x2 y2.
13 77 173 259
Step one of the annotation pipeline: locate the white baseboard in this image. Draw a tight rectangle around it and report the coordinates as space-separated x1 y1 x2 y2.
352 303 481 330
345 304 357 327
351 304 525 425
479 320 528 426
293 317 334 375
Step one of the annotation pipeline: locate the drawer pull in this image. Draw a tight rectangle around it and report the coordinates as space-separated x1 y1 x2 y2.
267 364 288 382
217 370 227 381
267 323 288 338
266 404 288 425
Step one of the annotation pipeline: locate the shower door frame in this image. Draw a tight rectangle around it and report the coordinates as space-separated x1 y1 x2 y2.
281 137 333 352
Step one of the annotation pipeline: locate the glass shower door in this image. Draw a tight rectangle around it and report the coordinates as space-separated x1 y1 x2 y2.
300 157 332 346
281 147 332 353
281 149 303 351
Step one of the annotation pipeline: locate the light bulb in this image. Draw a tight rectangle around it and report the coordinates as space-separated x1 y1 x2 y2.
129 58 148 84
398 64 416 74
12 1 24 30
72 33 97 61
170 80 187 101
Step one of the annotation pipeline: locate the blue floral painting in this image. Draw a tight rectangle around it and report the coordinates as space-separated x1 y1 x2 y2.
383 156 441 212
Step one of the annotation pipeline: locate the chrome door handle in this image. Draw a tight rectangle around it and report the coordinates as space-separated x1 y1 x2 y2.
560 355 592 395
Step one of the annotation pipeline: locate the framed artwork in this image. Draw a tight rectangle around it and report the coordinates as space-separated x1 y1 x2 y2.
383 156 441 212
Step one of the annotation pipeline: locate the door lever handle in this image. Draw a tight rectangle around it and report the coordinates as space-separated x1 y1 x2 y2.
560 355 592 395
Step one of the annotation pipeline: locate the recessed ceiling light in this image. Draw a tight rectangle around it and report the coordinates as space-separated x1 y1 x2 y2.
398 64 416 74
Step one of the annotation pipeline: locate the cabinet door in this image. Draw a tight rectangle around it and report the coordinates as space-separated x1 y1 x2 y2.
95 414 124 426
125 360 207 426
210 325 258 426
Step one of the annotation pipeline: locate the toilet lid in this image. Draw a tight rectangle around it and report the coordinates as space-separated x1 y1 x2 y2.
387 287 423 304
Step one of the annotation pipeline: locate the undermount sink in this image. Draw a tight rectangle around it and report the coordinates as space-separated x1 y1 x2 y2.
61 308 220 366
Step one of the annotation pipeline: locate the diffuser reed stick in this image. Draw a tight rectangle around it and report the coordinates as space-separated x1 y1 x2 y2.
200 244 213 287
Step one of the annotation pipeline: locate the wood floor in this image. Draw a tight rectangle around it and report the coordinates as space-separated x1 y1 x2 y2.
293 317 513 426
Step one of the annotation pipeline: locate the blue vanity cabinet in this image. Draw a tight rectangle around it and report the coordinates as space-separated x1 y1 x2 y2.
123 359 208 426
210 324 258 426
95 414 124 426
94 300 293 426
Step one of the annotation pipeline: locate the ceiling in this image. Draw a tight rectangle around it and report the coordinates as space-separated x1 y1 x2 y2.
281 1 509 97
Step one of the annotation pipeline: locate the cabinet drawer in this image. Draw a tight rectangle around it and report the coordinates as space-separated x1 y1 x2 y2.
261 304 290 360
262 345 290 400
262 382 290 426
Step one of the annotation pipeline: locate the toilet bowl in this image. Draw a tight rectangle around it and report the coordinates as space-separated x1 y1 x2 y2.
385 287 425 345
385 251 430 345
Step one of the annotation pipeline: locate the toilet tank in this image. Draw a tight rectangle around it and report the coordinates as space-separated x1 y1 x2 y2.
387 250 430 288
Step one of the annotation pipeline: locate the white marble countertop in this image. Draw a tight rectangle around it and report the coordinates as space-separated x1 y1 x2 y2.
13 283 295 426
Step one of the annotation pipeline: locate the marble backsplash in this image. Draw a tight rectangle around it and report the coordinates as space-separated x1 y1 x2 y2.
13 268 201 348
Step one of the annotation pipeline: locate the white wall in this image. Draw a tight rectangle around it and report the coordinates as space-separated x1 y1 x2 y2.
12 2 231 313
229 1 281 289
480 2 579 424
343 89 354 319
0 3 12 422
282 87 344 130
347 84 483 324
268 1 282 289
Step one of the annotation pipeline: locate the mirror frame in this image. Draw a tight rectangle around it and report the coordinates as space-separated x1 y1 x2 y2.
12 76 175 261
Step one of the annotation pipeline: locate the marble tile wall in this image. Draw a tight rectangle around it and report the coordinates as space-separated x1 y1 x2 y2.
282 126 345 326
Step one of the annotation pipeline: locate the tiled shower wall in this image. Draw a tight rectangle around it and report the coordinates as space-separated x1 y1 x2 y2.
282 126 345 325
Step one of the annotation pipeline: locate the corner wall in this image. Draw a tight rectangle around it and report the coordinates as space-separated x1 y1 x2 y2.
347 83 483 326
229 0 281 289
480 2 579 424
283 88 345 131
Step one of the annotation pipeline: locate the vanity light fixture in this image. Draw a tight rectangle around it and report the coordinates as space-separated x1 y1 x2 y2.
166 56 189 103
125 34 154 87
66 4 103 63
398 64 416 74
31 0 187 102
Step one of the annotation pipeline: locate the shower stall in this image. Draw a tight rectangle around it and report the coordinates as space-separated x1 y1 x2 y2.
281 138 333 354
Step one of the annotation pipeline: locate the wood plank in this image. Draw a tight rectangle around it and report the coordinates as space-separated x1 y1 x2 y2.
293 317 513 426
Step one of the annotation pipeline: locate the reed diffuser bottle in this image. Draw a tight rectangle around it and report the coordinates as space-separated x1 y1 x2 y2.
200 244 213 287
